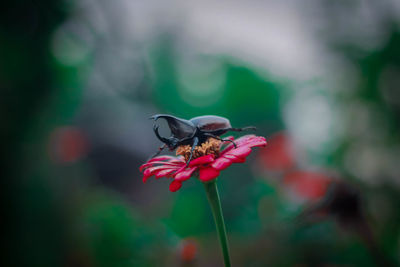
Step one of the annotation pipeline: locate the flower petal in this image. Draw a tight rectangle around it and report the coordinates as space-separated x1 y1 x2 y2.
189 154 214 166
220 153 247 163
155 168 177 178
247 136 268 147
199 167 220 182
148 155 184 163
175 167 198 181
231 157 246 163
140 161 184 171
226 146 252 158
143 165 168 176
221 135 267 155
169 180 182 192
139 163 150 172
211 157 233 170
143 165 179 183
222 154 239 160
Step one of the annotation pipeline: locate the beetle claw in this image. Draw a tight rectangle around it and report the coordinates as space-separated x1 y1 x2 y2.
223 138 237 148
232 141 237 148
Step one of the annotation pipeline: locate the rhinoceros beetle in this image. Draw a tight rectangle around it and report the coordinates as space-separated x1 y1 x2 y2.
150 114 256 164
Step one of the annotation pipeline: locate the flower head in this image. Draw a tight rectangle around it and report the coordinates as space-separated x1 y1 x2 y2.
140 135 267 192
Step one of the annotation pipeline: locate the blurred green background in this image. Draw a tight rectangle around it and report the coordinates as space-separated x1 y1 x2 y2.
2 0 400 266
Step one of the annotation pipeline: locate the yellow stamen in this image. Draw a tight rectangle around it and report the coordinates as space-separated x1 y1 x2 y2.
176 138 222 162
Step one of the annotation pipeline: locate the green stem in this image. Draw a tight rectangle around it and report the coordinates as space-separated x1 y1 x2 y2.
203 181 231 267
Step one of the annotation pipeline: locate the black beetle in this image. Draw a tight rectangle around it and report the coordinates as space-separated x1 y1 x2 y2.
150 114 256 164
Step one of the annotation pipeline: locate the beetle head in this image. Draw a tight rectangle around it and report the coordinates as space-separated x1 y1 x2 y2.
151 114 196 149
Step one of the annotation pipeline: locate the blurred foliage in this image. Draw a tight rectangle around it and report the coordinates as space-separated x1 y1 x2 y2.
2 0 400 266
149 39 284 132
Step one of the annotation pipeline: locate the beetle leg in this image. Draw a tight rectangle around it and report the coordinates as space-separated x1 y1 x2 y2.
225 126 257 132
204 133 237 148
186 136 199 167
201 126 256 136
149 144 167 159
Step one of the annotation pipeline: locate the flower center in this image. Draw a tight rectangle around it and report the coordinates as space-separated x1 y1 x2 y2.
176 137 222 162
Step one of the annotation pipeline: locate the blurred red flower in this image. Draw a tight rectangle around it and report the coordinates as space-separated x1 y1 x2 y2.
258 131 295 171
179 238 197 262
140 135 267 192
283 170 332 201
48 126 88 164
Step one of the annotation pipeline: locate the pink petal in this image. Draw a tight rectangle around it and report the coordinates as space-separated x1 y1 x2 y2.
155 168 177 178
211 157 233 170
220 154 247 163
226 146 252 158
189 154 214 166
222 154 239 160
148 155 182 163
175 167 198 181
221 135 266 155
251 136 267 147
143 165 178 182
139 163 150 172
199 167 220 182
220 145 234 154
143 165 169 176
220 136 252 154
228 134 254 146
169 180 182 192
235 134 259 144
231 157 246 163
140 161 183 171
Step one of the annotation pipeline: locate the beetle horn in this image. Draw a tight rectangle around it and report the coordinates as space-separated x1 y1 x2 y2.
153 125 171 145
150 114 196 139
150 114 191 125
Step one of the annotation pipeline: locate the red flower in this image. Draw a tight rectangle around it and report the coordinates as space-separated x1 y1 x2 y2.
258 131 295 171
140 135 267 192
283 170 332 201
48 126 89 164
179 238 198 262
